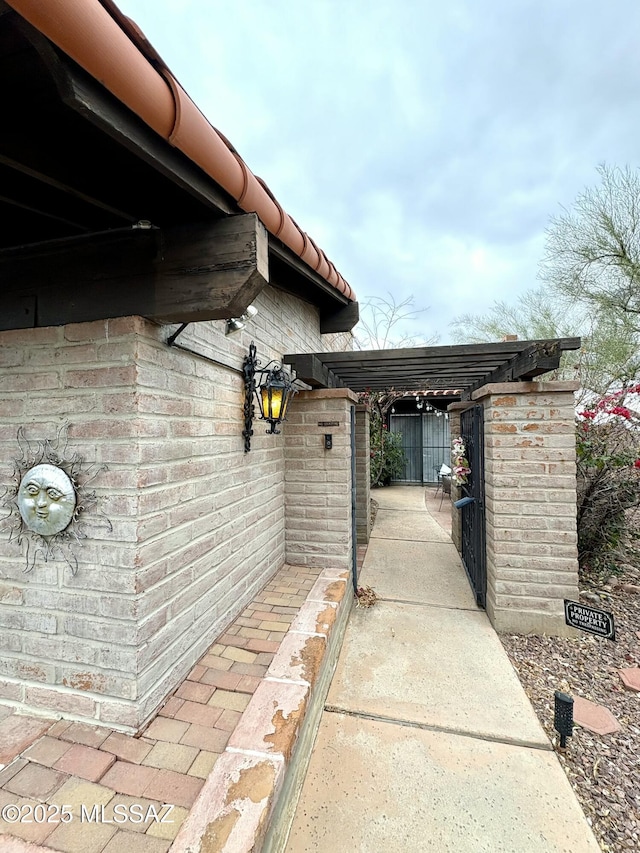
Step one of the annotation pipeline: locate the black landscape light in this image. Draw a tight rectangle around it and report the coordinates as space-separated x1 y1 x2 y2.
554 691 574 748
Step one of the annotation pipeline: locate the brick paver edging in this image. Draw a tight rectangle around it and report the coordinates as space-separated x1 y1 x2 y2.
170 566 352 853
0 563 353 853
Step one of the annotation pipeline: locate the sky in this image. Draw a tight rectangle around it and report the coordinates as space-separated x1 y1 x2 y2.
117 0 640 344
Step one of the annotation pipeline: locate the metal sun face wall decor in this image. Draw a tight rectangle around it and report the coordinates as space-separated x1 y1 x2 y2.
18 464 77 536
1 425 111 575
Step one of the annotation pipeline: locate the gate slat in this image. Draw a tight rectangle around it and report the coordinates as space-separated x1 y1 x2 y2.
460 405 487 607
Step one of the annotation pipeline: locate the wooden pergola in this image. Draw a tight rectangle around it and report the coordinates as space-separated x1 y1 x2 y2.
285 337 582 399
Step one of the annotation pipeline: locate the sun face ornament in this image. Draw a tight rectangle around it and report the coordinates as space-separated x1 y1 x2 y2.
1 425 111 575
18 464 77 536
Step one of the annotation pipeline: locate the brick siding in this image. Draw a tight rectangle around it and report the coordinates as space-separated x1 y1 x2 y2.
284 390 358 571
354 404 371 544
0 286 354 728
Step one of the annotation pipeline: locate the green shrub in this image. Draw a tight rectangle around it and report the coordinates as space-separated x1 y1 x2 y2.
370 426 406 487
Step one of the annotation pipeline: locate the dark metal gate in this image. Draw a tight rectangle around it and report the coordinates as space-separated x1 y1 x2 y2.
460 405 486 607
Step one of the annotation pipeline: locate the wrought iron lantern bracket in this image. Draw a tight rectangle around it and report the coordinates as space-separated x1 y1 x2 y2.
242 342 296 452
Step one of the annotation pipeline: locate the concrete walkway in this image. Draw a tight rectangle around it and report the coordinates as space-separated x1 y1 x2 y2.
285 486 600 853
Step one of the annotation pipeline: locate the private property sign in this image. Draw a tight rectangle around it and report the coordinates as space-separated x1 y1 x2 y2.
564 600 616 640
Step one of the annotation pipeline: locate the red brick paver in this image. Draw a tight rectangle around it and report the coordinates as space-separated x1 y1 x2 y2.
57 722 109 749
100 732 153 764
174 681 215 704
53 743 115 782
0 563 325 852
618 667 640 691
173 700 224 728
143 768 203 808
5 764 68 799
100 762 158 798
23 736 73 767
572 695 621 735
0 716 52 765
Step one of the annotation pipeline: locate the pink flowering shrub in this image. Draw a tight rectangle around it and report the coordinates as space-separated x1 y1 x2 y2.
576 384 640 578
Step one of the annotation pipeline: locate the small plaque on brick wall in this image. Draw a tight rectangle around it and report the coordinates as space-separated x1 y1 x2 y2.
564 600 615 640
318 421 340 427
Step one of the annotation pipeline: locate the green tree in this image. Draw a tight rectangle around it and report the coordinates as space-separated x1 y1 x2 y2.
539 163 640 391
450 286 638 397
450 287 571 345
451 165 640 395
541 164 640 332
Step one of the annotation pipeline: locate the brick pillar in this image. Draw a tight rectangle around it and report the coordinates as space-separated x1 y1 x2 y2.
284 389 358 570
355 404 371 544
475 381 579 636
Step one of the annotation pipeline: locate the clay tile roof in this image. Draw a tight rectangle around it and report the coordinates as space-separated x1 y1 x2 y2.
6 0 355 302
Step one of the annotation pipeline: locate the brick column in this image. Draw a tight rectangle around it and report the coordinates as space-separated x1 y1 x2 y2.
355 404 371 544
475 381 580 636
284 389 358 570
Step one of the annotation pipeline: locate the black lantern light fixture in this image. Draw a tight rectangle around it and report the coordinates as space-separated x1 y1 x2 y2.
242 342 296 452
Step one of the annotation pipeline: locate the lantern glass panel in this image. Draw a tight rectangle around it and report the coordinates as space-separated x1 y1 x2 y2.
261 384 284 420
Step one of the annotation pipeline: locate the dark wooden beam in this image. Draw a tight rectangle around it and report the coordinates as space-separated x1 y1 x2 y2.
282 338 582 394
283 353 344 389
0 150 137 225
0 214 269 330
269 240 349 308
320 300 359 334
308 338 582 366
463 342 564 398
150 215 269 322
31 30 237 218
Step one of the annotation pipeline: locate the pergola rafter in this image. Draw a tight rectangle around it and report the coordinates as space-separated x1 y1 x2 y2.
284 338 582 399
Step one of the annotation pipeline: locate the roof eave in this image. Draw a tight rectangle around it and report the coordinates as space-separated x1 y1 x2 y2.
4 0 356 307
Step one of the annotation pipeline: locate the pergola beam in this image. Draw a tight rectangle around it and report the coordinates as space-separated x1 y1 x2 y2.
464 342 565 398
284 353 344 389
305 338 581 366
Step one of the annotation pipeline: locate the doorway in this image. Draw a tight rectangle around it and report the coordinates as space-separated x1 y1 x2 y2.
389 412 451 484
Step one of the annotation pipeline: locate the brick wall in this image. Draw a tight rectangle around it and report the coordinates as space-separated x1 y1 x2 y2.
284 390 358 572
354 404 371 544
0 319 142 724
0 286 353 728
475 381 580 636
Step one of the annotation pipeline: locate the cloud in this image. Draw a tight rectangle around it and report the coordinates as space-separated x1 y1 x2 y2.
118 0 640 342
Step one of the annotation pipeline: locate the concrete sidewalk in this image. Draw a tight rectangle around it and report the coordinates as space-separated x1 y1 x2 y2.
285 486 600 853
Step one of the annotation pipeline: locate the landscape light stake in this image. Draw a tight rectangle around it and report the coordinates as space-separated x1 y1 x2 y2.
554 691 574 748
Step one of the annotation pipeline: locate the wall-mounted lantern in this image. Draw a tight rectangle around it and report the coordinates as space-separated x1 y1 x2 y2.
242 342 295 452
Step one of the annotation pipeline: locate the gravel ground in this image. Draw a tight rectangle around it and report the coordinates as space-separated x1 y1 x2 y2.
500 567 640 853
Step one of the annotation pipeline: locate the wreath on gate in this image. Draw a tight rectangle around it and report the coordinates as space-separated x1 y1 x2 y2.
451 437 471 486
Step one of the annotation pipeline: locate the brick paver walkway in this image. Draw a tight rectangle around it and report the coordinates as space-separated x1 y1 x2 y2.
0 563 322 852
